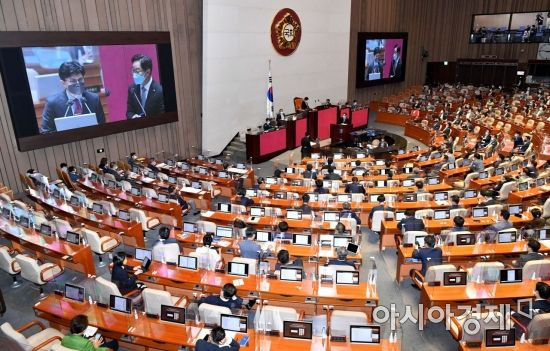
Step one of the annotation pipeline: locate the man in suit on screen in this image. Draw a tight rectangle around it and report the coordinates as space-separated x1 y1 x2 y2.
126 53 164 119
40 61 105 133
390 44 402 78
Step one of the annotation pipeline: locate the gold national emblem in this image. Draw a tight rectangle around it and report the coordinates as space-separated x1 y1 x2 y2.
271 8 301 56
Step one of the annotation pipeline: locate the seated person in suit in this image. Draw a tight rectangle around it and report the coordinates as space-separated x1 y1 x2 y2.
411 235 443 277
514 239 544 268
62 315 119 351
522 208 546 239
128 152 139 169
334 222 347 235
195 326 240 351
104 162 123 181
111 252 145 294
274 221 292 241
262 118 272 131
236 188 254 207
345 177 366 194
152 226 178 262
147 157 160 172
314 179 329 194
301 164 317 179
511 282 550 328
469 153 484 173
238 227 263 259
321 158 334 170
512 131 524 149
126 53 164 119
448 195 462 209
480 189 499 206
323 166 341 180
194 234 222 269
167 185 190 210
351 160 367 175
397 209 425 232
301 97 310 110
415 180 427 193
67 166 79 182
198 283 243 310
275 249 303 270
368 195 393 224
451 216 468 232
340 202 361 225
41 61 106 133
477 209 513 243
327 246 356 267
299 193 314 216
98 157 108 173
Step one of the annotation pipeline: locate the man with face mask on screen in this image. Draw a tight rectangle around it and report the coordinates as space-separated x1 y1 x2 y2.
40 61 105 133
126 53 164 119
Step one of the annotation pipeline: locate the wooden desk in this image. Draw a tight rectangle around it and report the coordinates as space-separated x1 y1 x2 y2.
0 217 96 276
507 185 550 204
246 128 288 164
395 240 550 282
261 183 453 195
77 178 183 228
392 148 430 161
27 188 144 247
459 342 549 350
404 123 432 145
375 111 409 126
330 124 354 143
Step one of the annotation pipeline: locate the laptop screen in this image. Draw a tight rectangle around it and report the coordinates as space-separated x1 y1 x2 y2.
131 187 141 196
109 295 131 313
349 325 381 344
518 182 528 191
218 203 231 213
375 180 386 188
168 176 177 184
495 167 504 176
535 228 548 240
70 196 80 206
245 189 257 198
427 177 439 185
228 262 249 276
107 180 116 189
286 210 302 220
337 194 352 202
18 216 29 228
478 171 488 179
395 211 406 221
283 321 312 340
135 248 152 261
40 224 52 236
456 234 475 246
256 231 272 242
158 193 169 203
216 226 233 238
64 283 85 302
443 271 467 286
178 255 197 270
472 207 488 218
500 268 522 283
415 235 426 247
434 210 450 220
402 179 414 186
221 314 248 333
265 177 277 185
508 204 522 215
323 212 340 222
463 190 477 199
66 231 80 245
369 194 380 203
434 192 448 201
183 221 197 233
335 271 359 285
250 207 265 217
218 171 227 178
334 236 351 248
191 181 201 189
92 203 103 214
280 267 303 281
497 231 516 243
118 209 130 221
485 329 515 347
293 234 311 246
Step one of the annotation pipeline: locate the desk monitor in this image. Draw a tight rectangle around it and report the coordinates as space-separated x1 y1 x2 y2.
379 168 390 176
415 235 426 247
419 155 428 162
463 159 472 166
535 228 549 240
197 167 207 175
334 236 352 248
147 171 156 179
245 189 257 198
291 179 303 186
53 188 61 199
403 167 413 174
508 204 522 215
347 242 359 254
322 180 332 188
485 329 515 347
180 163 190 170
478 171 488 179
178 255 197 270
497 230 517 243
191 181 201 189
323 211 340 222
434 209 450 220
256 230 272 242
518 182 528 191
280 267 303 281
283 321 312 340
183 221 197 233
228 262 249 276
236 163 246 169
443 271 467 286
197 155 205 160
375 160 385 166
273 191 286 200
522 159 529 167
511 163 519 171
168 176 177 184
70 195 80 207
311 153 320 159
456 233 475 246
218 203 231 213
447 163 455 170
250 207 265 217
319 234 333 245
337 194 352 203
19 216 29 228
335 271 360 285
495 167 504 176
90 173 99 182
1 208 11 220
537 177 545 187
265 177 277 185
64 283 85 302
286 209 302 220
66 231 80 245
395 211 406 221
118 209 130 221
375 180 386 188
333 153 343 160
285 167 294 174
141 257 152 272
107 180 117 189
398 149 405 155
355 170 366 176
434 192 448 201
293 234 311 246
411 146 419 152
109 295 131 314
369 194 380 203
402 179 415 187
356 153 366 158
131 187 141 196
403 193 417 202
135 248 152 261
463 190 477 199
472 207 488 218
500 268 522 283
131 166 139 173
218 171 228 178
40 223 52 236
216 226 233 238
166 159 175 167
333 169 343 176
91 203 103 214
220 314 248 333
215 159 223 165
158 193 170 203
427 177 440 185
349 325 381 344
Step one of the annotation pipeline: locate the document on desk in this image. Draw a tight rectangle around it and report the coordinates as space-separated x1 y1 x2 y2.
233 278 245 287
181 187 202 194
202 211 214 218
217 240 231 248
435 201 449 206
228 167 247 175
83 326 98 338
156 163 167 169
141 177 155 183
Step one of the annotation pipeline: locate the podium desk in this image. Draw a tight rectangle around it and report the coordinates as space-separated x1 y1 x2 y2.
0 217 96 276
27 188 144 247
246 128 288 164
404 122 433 145
308 106 338 140
375 111 409 126
350 107 369 128
285 116 308 149
330 124 354 143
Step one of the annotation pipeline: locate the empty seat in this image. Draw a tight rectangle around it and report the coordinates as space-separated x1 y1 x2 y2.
15 255 63 299
196 220 216 234
523 259 550 280
142 288 186 317
152 242 180 264
255 305 299 332
81 228 119 267
330 310 368 338
412 264 458 288
0 246 21 288
468 262 504 283
129 208 160 232
52 218 74 239
0 321 64 351
94 276 141 306
198 303 231 325
370 211 393 233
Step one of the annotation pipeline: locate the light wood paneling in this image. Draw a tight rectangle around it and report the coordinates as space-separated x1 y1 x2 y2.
0 0 202 192
349 0 550 102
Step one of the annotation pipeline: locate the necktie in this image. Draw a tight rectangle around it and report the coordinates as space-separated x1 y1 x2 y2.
141 86 147 106
74 98 82 115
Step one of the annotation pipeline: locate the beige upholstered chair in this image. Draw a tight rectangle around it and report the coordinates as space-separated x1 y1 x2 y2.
198 303 232 325
330 310 368 338
142 288 186 316
129 208 160 232
231 257 258 275
15 255 63 299
254 305 300 332
0 321 64 351
0 246 21 287
81 228 119 267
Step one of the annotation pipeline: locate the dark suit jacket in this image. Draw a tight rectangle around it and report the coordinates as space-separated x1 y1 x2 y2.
515 252 544 268
324 173 342 180
111 264 138 295
513 136 524 148
126 80 165 118
397 217 425 231
302 170 317 179
412 247 443 276
345 183 365 194
340 210 362 225
369 204 393 220
104 168 123 181
390 58 402 77
301 100 310 110
512 299 550 326
41 90 105 133
239 196 254 207
195 339 240 351
301 136 312 152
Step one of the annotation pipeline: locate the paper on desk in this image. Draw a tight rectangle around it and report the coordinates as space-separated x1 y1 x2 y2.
217 240 231 247
233 278 245 287
83 326 98 338
181 187 202 194
202 211 214 218
227 167 247 174
141 177 155 183
156 163 167 168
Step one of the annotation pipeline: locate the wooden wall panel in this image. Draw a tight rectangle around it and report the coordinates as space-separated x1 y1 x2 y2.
0 0 202 192
349 0 550 102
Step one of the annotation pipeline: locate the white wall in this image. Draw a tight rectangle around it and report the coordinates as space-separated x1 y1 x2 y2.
203 0 351 155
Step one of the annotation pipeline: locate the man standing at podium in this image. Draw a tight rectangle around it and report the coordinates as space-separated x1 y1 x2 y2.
126 53 165 119
301 132 313 159
41 61 105 133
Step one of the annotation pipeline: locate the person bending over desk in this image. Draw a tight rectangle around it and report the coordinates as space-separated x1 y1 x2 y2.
275 249 303 271
111 252 145 294
195 326 240 351
340 202 361 225
327 246 356 267
397 209 425 232
198 283 243 310
411 235 442 277
477 209 513 243
62 315 119 351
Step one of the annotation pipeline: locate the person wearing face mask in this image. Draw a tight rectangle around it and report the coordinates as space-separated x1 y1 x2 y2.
126 53 165 119
390 44 402 78
104 162 124 181
127 152 139 169
366 47 385 80
41 61 105 133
